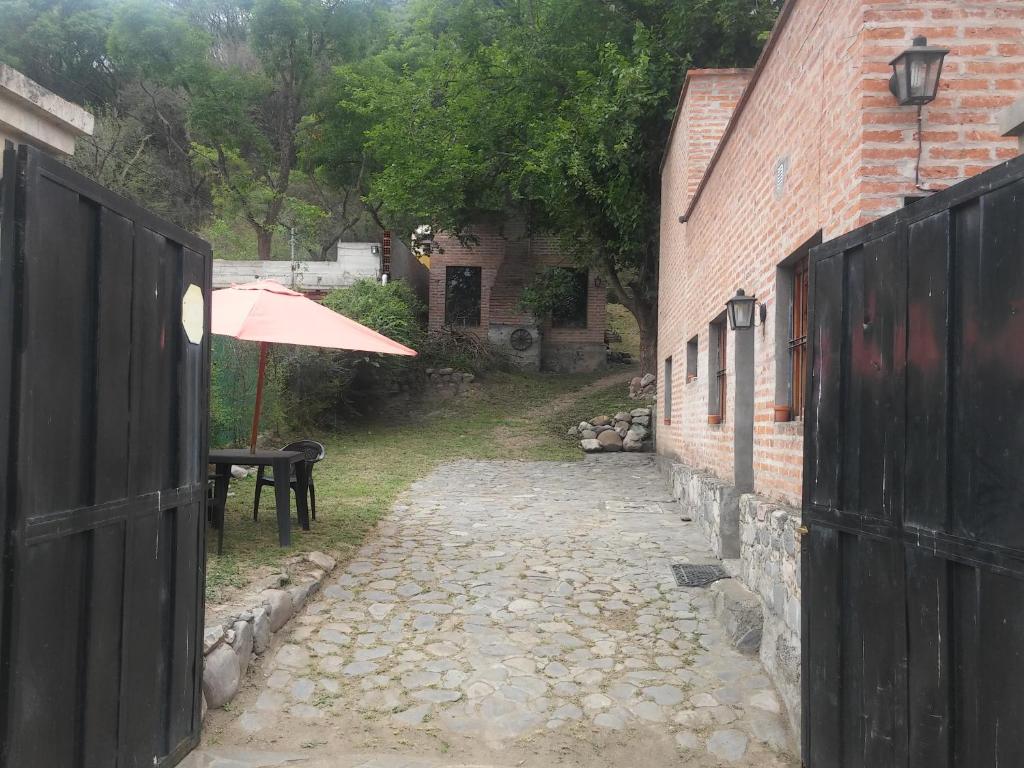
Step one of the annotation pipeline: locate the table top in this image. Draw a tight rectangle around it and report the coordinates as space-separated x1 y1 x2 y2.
209 448 304 465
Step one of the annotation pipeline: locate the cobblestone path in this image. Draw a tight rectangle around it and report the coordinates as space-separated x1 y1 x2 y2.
192 456 798 768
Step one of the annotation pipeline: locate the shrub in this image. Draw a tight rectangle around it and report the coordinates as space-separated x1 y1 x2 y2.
418 326 509 375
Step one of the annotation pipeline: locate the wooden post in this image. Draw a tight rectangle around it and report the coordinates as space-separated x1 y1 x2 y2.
249 341 269 453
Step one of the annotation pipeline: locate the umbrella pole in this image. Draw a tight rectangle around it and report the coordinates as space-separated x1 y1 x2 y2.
249 341 269 453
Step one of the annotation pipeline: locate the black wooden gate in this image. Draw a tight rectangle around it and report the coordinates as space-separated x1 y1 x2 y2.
801 154 1024 766
0 146 211 767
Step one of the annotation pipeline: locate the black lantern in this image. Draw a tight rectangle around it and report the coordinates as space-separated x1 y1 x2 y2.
726 289 757 331
889 36 949 107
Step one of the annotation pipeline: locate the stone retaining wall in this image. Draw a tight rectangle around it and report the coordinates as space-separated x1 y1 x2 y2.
739 495 801 742
202 551 337 713
657 457 801 746
663 462 740 559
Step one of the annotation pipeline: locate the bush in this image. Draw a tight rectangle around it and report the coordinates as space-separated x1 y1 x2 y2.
278 279 425 428
210 336 286 448
418 326 509 375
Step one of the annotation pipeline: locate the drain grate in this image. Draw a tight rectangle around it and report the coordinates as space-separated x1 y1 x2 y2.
671 563 730 588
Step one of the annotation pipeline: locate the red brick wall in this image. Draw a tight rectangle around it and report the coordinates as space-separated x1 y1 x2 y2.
657 0 1024 506
428 224 606 345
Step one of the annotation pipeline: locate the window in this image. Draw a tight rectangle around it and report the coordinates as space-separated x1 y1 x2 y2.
774 232 820 420
445 266 481 326
789 258 809 418
686 336 698 382
551 269 588 328
709 316 727 422
663 356 673 425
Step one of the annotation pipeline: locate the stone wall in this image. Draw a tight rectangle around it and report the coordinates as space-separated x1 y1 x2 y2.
658 456 801 746
663 461 741 559
739 495 801 742
202 551 337 713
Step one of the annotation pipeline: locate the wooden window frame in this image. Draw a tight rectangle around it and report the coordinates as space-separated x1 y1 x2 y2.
663 356 673 425
789 257 809 419
685 336 698 382
715 321 727 421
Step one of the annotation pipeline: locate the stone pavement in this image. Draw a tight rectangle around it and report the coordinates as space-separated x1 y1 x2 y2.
192 455 797 768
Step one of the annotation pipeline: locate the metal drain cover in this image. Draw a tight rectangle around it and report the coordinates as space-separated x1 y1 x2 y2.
671 563 730 588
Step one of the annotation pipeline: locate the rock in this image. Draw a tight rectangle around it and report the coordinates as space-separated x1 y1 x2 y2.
580 439 602 453
707 729 748 761
232 619 254 675
627 424 649 441
262 589 292 633
203 645 241 709
630 376 642 390
252 606 271 653
613 412 632 423
462 373 475 383
230 465 248 479
307 551 336 571
630 407 651 417
590 415 612 427
593 425 612 434
640 373 656 387
578 421 591 432
597 431 623 452
438 367 454 375
566 425 579 437
288 583 313 614
580 430 598 440
203 624 225 654
623 434 644 452
614 421 630 438
632 415 650 426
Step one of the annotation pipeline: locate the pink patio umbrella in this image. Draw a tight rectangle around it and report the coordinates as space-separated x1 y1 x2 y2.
212 280 417 452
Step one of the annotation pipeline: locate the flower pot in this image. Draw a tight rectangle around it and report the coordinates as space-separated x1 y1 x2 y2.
773 404 792 423
707 414 722 425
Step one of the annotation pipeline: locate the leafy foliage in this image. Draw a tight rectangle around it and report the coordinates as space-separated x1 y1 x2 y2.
519 267 585 322
312 0 780 369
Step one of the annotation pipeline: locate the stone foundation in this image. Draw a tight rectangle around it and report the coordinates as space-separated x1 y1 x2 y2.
662 461 741 559
541 341 607 373
657 457 802 748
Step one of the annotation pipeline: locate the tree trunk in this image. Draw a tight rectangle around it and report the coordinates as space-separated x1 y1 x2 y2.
633 298 658 375
256 227 273 261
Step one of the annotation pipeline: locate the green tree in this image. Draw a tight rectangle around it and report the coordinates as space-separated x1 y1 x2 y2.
316 0 779 371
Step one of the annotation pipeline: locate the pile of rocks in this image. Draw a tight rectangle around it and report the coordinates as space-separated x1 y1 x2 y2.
629 372 656 399
425 367 475 398
568 408 652 453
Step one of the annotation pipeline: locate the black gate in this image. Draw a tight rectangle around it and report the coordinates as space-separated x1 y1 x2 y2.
802 154 1024 767
0 146 211 767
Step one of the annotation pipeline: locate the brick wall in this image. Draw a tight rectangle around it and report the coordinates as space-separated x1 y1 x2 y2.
428 223 606 346
657 0 1024 506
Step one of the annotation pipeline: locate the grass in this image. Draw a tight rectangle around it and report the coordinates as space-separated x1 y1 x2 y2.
206 366 641 601
607 303 641 359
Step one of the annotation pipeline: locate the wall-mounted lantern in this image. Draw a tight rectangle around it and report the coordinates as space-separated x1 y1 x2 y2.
370 244 382 256
726 289 767 331
889 36 949 107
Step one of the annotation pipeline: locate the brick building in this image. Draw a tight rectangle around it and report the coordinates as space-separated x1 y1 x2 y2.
656 0 1024 742
428 220 607 372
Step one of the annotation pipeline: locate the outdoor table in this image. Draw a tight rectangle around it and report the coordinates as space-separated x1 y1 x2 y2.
208 448 310 553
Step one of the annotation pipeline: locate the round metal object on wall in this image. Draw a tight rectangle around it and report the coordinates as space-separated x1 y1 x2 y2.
510 328 534 351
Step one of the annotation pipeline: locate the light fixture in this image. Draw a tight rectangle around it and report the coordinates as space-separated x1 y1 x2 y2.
370 244 381 256
725 289 767 331
889 36 948 107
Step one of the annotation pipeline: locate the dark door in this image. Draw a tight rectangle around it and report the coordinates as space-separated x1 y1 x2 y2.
0 146 211 767
802 154 1024 767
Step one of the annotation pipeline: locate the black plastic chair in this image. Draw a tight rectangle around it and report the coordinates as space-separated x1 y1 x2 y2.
253 439 326 522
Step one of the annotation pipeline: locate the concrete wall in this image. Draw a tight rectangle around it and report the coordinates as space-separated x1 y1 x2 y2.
428 222 607 373
657 0 1024 506
0 64 93 156
212 242 382 291
389 236 429 303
